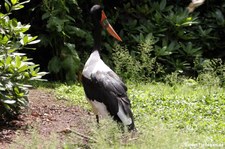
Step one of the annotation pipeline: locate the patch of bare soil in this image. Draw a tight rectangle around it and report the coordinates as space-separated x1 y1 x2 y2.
0 89 93 148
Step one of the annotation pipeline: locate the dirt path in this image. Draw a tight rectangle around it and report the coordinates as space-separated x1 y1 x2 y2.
0 89 93 148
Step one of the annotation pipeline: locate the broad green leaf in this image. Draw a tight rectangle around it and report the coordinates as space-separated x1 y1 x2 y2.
37 72 48 76
61 54 80 75
3 99 16 104
215 9 224 24
42 12 50 20
11 0 18 5
14 86 20 94
12 4 24 11
48 56 61 73
23 72 30 77
21 35 28 45
4 2 10 12
28 36 37 41
34 67 40 73
15 24 30 33
27 36 40 45
0 87 6 91
65 15 75 22
17 98 28 106
186 17 192 21
11 18 18 27
22 84 32 88
29 76 42 81
18 65 28 72
0 13 4 17
181 21 199 26
6 56 12 65
28 39 40 45
15 55 21 68
12 52 26 56
2 36 9 44
160 0 166 11
17 0 30 5
17 92 25 97
61 56 74 70
70 0 78 5
65 43 75 50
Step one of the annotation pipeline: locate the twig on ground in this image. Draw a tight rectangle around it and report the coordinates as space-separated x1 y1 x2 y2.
72 130 97 143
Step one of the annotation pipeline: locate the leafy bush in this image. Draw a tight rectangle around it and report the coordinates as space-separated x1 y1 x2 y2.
112 44 139 80
197 58 225 87
40 0 93 82
137 0 200 74
5 0 224 81
196 0 225 56
0 0 45 119
112 34 164 81
104 0 225 79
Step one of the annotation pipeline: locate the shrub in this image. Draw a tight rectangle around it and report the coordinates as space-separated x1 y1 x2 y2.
112 44 138 80
105 0 224 78
0 0 46 120
40 0 93 82
112 34 164 81
6 0 225 81
197 58 225 87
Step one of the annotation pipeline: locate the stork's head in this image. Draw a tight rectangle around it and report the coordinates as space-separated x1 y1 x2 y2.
90 5 122 41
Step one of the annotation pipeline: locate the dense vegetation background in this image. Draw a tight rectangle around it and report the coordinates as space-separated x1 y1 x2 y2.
1 0 224 82
1 0 225 118
1 1 225 147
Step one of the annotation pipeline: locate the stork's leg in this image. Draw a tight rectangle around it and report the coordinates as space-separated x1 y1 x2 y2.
96 115 99 123
96 115 100 129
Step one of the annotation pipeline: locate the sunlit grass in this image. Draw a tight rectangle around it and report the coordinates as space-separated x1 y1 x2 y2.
128 80 225 143
25 78 225 148
10 129 60 149
54 83 90 109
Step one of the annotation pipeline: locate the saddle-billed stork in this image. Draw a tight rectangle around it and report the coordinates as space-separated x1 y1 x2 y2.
82 5 136 131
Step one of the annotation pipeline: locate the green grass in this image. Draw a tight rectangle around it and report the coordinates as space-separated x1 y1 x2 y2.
21 78 225 148
50 78 225 148
9 127 87 149
10 128 59 149
129 80 225 142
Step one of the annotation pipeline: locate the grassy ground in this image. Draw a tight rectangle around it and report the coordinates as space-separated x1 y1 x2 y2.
50 78 225 148
18 78 224 148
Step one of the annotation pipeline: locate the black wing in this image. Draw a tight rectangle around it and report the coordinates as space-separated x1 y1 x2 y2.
91 70 132 119
82 70 131 119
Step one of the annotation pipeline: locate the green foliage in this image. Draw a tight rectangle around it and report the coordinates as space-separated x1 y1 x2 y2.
112 34 164 81
197 0 225 53
103 0 225 79
4 0 224 81
197 58 225 87
40 0 92 82
112 44 139 80
0 0 45 119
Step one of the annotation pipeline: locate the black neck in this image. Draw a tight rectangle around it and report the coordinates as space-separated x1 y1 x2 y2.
93 21 102 51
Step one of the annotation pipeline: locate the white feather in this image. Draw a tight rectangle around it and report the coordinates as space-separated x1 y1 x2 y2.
88 99 109 118
83 50 111 78
117 104 132 125
92 60 111 73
